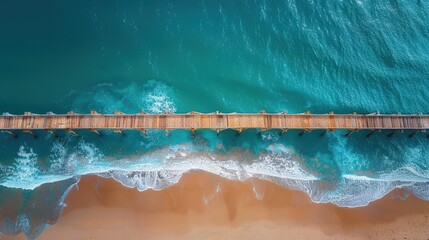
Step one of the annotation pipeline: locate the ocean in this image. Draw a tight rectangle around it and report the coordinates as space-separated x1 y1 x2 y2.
1 0 429 238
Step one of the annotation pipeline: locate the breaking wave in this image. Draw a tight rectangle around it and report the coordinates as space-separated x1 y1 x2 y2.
1 138 429 239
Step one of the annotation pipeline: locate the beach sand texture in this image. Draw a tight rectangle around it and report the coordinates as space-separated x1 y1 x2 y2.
8 172 429 240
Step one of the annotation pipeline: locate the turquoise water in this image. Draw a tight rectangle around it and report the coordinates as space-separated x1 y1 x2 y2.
1 0 429 238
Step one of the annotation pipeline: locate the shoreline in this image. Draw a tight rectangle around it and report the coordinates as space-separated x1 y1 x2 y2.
8 171 429 239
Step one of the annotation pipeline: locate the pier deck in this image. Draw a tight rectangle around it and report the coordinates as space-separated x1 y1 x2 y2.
1 112 428 132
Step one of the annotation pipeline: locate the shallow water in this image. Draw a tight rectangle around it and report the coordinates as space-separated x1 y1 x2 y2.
1 0 429 239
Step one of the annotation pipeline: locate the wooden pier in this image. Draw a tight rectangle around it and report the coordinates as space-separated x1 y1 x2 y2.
0 111 428 137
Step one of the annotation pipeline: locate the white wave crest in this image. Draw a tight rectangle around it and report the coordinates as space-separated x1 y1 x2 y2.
99 170 183 191
2 141 429 207
404 183 429 201
93 143 317 196
11 146 40 183
49 142 67 173
143 80 177 113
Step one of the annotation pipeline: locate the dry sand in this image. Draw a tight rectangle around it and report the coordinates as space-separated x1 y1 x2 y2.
8 171 429 240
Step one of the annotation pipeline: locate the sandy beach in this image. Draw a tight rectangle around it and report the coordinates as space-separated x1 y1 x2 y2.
8 172 429 240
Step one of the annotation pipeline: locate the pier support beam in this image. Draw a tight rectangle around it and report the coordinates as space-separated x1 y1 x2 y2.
139 129 148 136
191 128 196 136
89 128 102 136
409 130 421 138
45 129 59 138
279 129 288 135
189 110 203 115
299 129 311 136
387 130 400 138
236 128 244 135
23 129 37 137
66 129 79 137
345 129 358 137
2 130 17 137
321 129 328 137
114 129 125 135
368 111 380 115
321 129 336 136
366 129 380 138
258 128 268 135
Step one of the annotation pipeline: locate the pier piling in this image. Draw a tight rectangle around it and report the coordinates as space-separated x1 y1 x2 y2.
66 129 79 137
279 129 288 135
345 130 352 137
387 130 399 138
114 129 125 135
89 129 101 136
45 129 59 138
409 130 421 138
299 129 311 136
366 129 381 138
258 128 267 135
23 129 37 137
3 130 17 137
321 129 328 137
139 129 148 136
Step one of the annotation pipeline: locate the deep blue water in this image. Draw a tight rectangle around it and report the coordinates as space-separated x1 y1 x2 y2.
1 0 429 238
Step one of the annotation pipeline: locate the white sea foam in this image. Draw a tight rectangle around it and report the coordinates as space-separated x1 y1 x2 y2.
405 183 429 201
16 215 31 233
49 142 67 173
143 80 177 113
70 80 176 115
2 139 429 207
0 163 13 177
260 131 280 142
10 146 40 183
2 130 429 208
94 141 429 207
89 142 317 193
76 141 104 164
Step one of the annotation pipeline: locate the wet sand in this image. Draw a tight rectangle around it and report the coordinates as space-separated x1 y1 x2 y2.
9 171 429 239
